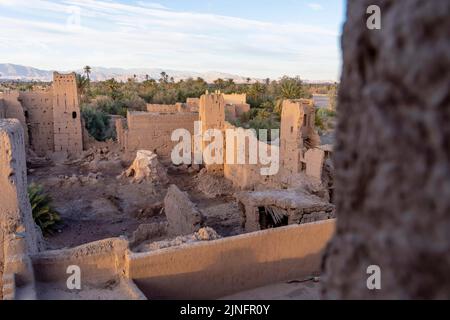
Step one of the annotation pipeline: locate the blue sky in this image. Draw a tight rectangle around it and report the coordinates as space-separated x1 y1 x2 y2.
0 0 346 80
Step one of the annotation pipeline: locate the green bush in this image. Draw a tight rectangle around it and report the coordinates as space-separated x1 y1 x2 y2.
81 106 111 141
28 183 61 235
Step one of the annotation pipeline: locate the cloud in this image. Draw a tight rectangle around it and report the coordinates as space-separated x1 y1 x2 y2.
308 3 324 11
0 0 340 80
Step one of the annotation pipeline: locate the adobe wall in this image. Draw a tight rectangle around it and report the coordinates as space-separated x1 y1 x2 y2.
52 72 83 156
186 98 200 112
199 93 225 172
146 104 178 113
1 91 29 146
31 238 128 285
323 0 450 299
124 111 197 157
129 220 336 299
0 119 39 300
223 93 247 105
280 100 304 177
19 91 54 156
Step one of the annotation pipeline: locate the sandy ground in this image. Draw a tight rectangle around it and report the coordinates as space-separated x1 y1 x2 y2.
220 279 321 300
28 148 243 250
35 279 142 300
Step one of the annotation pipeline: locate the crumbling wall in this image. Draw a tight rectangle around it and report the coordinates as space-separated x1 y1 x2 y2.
186 98 199 112
305 148 325 180
323 0 450 299
19 91 54 156
164 185 204 236
0 119 40 300
223 93 247 105
237 190 335 232
199 93 225 172
1 91 29 146
52 72 83 156
146 104 178 113
280 100 304 177
124 111 197 157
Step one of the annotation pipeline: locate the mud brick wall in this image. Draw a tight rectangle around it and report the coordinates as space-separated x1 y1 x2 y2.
125 111 197 157
0 119 39 299
19 91 54 156
52 72 83 155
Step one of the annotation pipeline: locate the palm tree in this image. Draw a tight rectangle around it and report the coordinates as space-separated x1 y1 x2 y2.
83 65 92 81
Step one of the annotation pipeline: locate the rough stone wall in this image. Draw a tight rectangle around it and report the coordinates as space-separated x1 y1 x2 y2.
124 111 197 157
323 0 450 299
0 119 39 299
52 72 83 156
19 91 54 156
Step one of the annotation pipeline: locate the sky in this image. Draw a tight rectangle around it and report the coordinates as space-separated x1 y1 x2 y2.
0 0 346 80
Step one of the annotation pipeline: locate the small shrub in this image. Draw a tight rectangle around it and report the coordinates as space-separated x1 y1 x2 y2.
28 183 61 235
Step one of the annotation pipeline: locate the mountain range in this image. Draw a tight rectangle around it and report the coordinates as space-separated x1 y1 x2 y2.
0 63 335 84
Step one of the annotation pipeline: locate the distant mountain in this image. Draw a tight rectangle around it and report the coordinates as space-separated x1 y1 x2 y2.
0 63 336 84
0 63 259 84
0 64 52 81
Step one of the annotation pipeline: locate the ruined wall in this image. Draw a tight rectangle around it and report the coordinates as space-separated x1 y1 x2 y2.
146 104 178 113
223 93 247 105
129 220 336 299
199 93 225 172
323 0 450 299
124 111 197 157
1 91 29 146
19 91 54 156
52 72 83 155
186 98 200 112
280 100 304 177
0 119 39 300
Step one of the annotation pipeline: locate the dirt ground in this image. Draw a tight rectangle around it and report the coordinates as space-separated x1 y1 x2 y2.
28 147 243 250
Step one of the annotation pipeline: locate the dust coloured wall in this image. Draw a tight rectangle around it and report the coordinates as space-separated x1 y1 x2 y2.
1 91 29 146
122 111 197 157
280 100 305 176
323 0 450 299
0 119 39 300
19 91 54 156
129 220 336 299
147 104 178 113
52 72 83 155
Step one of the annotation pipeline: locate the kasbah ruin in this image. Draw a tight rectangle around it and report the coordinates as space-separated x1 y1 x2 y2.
1 0 449 301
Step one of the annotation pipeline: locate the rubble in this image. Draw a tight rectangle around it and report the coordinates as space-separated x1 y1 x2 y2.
195 169 234 198
133 227 221 253
121 150 169 184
